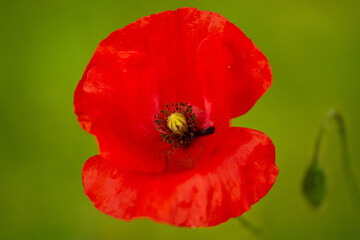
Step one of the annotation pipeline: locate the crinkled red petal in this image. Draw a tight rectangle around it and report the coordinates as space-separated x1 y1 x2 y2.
194 30 272 119
82 127 278 227
75 51 168 173
75 8 272 143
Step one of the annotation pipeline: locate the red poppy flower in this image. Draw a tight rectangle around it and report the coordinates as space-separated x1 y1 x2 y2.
74 7 278 227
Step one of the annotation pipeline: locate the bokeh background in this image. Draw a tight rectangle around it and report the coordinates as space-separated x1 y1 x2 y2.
1 0 359 239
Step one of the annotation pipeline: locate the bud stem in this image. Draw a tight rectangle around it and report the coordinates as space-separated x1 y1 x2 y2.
313 109 360 207
236 217 270 240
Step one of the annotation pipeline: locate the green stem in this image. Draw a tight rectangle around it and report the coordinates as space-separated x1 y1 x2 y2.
312 110 334 164
236 217 270 240
332 111 360 206
314 109 360 206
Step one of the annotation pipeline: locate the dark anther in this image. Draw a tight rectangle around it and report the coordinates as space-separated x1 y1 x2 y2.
195 126 215 137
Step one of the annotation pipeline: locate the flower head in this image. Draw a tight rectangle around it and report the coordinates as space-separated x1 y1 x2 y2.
74 7 278 227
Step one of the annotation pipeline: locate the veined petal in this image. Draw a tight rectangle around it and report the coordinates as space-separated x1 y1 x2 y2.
77 8 271 129
195 31 272 120
75 51 167 173
82 128 278 227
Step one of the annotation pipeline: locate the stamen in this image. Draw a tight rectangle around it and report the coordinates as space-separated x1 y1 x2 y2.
154 102 215 149
195 126 215 137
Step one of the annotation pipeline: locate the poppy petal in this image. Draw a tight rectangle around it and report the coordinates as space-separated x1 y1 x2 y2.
78 8 270 127
75 51 168 173
195 26 272 120
82 127 278 227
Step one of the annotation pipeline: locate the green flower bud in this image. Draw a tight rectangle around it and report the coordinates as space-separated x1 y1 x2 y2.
302 162 327 208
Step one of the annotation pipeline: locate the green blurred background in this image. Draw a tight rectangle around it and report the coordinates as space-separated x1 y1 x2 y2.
1 0 359 239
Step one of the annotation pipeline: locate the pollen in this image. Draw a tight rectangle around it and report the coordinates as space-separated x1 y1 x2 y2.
167 112 188 135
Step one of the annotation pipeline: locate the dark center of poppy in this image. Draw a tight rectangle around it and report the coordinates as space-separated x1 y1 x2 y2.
154 102 215 149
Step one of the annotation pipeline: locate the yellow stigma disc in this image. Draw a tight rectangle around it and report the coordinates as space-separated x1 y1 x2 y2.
167 112 188 135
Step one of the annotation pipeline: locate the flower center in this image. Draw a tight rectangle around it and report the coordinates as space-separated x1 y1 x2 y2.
167 112 188 135
154 102 215 149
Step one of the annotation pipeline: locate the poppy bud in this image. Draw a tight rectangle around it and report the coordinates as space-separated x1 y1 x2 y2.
303 162 327 208
167 112 188 135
